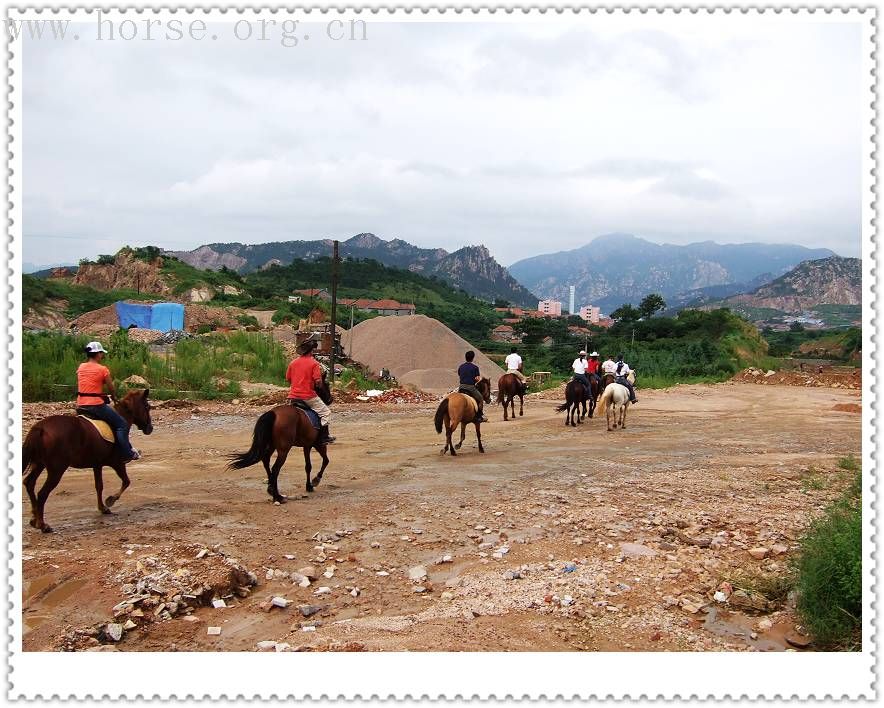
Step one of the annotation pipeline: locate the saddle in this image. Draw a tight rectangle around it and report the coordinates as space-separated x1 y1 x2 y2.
76 415 115 443
287 400 321 430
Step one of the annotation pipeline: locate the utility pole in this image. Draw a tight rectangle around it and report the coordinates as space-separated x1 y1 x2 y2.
329 241 339 385
348 304 355 358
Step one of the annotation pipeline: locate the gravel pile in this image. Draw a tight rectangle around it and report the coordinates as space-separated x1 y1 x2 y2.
341 315 504 391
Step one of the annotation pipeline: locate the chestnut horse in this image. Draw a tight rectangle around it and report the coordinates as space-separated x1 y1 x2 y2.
496 372 527 421
228 374 332 502
556 378 588 427
22 389 154 533
434 378 491 455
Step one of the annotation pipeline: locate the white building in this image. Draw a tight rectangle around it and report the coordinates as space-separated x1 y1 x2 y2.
579 305 601 324
538 299 563 316
568 286 576 315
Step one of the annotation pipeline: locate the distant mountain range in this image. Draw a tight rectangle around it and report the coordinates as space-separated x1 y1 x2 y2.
166 233 538 307
508 233 836 313
719 255 861 313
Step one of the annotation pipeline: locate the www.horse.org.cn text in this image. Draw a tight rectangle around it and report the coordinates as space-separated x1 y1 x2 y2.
6 14 369 48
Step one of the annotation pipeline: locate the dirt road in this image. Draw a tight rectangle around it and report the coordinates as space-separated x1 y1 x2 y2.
21 383 861 652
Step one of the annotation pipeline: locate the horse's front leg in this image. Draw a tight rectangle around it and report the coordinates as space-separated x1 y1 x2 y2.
455 422 467 450
311 444 329 488
475 422 484 453
93 466 112 514
303 446 314 493
104 462 130 509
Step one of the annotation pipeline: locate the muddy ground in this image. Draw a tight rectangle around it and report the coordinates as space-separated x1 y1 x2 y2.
21 382 861 652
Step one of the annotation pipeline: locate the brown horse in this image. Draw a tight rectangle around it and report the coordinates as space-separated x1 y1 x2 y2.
228 375 332 502
555 378 588 427
496 373 527 421
22 389 154 533
434 378 491 455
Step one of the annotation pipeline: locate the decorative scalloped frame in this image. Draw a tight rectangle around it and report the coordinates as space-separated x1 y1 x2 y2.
3 4 877 700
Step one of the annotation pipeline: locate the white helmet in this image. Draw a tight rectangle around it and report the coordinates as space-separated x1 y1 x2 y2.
85 341 108 354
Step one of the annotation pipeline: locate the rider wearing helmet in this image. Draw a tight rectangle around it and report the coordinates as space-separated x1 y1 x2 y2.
571 350 591 392
614 354 638 404
76 341 140 462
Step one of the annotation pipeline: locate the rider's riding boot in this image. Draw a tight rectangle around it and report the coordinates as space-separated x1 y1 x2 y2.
477 407 489 423
126 448 141 462
319 425 336 444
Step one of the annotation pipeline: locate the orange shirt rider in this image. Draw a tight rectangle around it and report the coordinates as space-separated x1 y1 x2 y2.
77 360 113 406
286 355 322 400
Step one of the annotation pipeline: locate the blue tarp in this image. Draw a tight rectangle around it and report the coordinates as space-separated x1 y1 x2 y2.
115 301 185 332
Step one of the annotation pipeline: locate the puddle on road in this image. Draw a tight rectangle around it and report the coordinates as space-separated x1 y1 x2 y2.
22 575 89 634
702 606 788 651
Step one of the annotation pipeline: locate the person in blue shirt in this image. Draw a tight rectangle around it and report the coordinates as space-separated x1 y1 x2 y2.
457 350 488 423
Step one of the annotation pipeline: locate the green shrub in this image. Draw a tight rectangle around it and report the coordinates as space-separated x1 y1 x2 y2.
237 314 260 328
793 472 862 648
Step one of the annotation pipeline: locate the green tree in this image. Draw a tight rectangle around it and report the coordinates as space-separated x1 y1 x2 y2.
789 321 805 332
610 303 640 323
639 293 666 319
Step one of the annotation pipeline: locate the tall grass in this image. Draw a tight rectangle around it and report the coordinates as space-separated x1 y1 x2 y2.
23 330 289 401
793 469 863 648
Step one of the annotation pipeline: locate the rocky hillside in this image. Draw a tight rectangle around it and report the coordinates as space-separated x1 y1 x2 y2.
725 256 861 312
167 233 537 307
73 251 172 295
508 233 834 312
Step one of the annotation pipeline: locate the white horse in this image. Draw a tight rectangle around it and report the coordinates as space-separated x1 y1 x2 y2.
597 382 631 431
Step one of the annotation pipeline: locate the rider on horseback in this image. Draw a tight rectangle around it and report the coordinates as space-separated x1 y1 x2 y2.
614 354 638 404
571 350 591 392
458 350 489 423
586 351 602 389
504 347 529 394
76 341 140 462
286 339 335 444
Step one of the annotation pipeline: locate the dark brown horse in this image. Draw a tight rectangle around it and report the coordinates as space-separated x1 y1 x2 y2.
434 378 491 455
228 375 332 502
555 378 588 427
496 372 527 421
22 389 154 533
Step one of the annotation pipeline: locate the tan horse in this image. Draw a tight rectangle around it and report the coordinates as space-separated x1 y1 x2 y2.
434 378 491 455
597 382 631 431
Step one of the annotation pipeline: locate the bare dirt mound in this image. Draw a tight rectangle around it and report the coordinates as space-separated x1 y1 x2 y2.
341 315 505 389
398 368 459 393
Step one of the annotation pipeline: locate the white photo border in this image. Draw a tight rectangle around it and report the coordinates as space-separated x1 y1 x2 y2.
3 4 878 700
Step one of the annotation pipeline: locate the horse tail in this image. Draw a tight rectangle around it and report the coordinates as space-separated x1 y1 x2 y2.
555 381 571 411
434 399 449 434
22 423 43 474
597 386 613 417
228 410 276 470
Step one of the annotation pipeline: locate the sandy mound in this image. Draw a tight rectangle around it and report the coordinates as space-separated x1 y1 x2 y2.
341 315 505 391
398 368 459 393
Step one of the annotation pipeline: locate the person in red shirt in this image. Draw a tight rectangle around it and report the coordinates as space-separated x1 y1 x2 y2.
586 351 602 389
76 341 140 461
286 339 335 444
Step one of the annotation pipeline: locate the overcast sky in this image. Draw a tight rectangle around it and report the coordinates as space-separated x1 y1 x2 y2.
23 15 864 269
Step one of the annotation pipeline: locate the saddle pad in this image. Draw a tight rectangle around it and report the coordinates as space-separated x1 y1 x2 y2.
289 401 321 430
78 416 115 443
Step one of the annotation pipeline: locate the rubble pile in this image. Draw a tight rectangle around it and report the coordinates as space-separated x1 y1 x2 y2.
733 367 861 389
57 544 259 651
125 328 165 344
